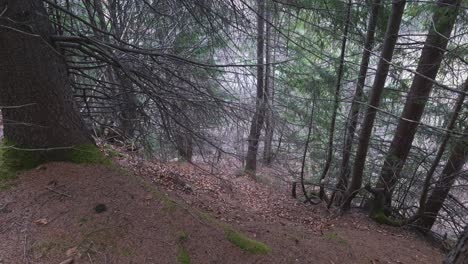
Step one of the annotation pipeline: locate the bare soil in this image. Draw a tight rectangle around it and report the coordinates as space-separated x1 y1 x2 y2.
0 161 443 263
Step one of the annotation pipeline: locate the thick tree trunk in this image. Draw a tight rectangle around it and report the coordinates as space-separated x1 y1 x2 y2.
445 225 468 264
0 0 92 152
341 0 406 210
245 0 266 175
417 126 468 232
336 0 381 200
377 0 462 206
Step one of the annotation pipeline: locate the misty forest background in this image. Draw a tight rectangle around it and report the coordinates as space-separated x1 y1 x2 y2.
0 0 467 249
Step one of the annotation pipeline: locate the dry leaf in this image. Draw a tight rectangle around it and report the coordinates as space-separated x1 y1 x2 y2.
66 247 79 257
33 218 48 225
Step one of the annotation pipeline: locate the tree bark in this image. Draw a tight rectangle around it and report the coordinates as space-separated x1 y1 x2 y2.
445 225 468 264
341 0 406 210
0 0 92 151
336 0 381 200
377 0 462 207
245 0 266 175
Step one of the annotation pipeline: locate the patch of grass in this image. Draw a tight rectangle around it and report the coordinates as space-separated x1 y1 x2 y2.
225 229 271 254
177 246 191 264
323 232 347 245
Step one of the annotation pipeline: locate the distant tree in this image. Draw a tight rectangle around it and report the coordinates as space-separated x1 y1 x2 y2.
0 0 95 169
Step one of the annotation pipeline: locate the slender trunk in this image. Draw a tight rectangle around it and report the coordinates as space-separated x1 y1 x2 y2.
341 0 406 210
0 0 92 164
445 225 468 264
377 0 461 206
245 0 266 175
418 79 467 215
336 0 381 199
263 0 275 165
318 0 352 200
417 126 468 232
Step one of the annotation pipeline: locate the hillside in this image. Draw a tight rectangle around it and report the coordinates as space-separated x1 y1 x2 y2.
0 160 443 263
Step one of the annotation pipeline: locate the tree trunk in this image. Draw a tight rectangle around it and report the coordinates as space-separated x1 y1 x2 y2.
245 0 266 175
336 0 381 200
263 0 275 165
377 0 462 207
318 0 352 201
0 0 92 157
417 125 468 232
445 225 468 264
417 79 467 215
341 0 406 210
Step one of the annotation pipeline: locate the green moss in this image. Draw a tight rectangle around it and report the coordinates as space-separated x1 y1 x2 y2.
66 144 110 165
177 246 191 264
0 139 109 187
225 229 271 254
323 232 347 245
178 231 189 242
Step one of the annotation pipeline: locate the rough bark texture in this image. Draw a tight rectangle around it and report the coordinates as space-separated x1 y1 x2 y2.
377 0 462 206
445 225 468 264
417 126 468 232
0 0 92 149
245 0 266 175
341 0 406 210
337 0 381 198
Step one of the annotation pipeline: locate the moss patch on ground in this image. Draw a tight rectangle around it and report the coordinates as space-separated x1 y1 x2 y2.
225 229 271 254
0 139 109 189
323 232 348 245
177 246 191 264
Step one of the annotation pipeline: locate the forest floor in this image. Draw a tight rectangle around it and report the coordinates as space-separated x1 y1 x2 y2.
0 154 444 263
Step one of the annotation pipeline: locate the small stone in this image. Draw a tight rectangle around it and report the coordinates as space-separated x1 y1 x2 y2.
94 203 107 213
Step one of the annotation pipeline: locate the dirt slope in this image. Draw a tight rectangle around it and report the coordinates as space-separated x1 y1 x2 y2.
0 162 443 263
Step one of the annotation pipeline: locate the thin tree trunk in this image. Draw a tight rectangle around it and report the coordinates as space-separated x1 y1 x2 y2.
377 0 462 207
336 0 381 200
245 0 266 175
318 0 352 200
341 0 406 210
417 79 467 215
0 0 92 163
417 125 468 232
263 0 275 165
445 225 468 264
